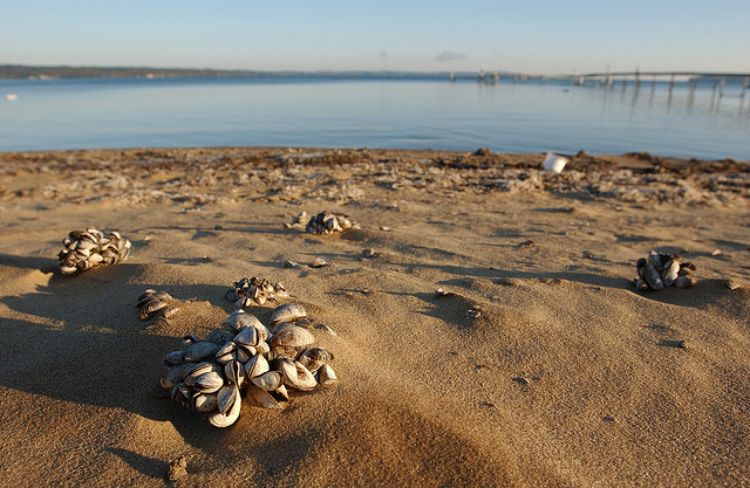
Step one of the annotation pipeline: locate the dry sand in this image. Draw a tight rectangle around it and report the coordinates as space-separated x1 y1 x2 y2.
0 148 748 487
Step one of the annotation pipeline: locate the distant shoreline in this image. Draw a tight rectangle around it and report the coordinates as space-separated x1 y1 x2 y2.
0 65 469 81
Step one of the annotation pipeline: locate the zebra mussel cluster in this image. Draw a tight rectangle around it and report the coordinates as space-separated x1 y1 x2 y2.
634 251 697 291
306 211 355 235
224 276 289 308
57 228 131 275
159 303 337 428
137 289 183 322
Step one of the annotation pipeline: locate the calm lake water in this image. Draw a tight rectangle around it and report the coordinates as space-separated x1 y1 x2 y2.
1 76 748 159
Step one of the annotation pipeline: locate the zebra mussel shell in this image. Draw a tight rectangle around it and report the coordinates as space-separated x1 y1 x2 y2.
305 210 355 235
158 302 339 428
634 251 697 291
225 276 289 308
57 228 131 275
136 289 182 323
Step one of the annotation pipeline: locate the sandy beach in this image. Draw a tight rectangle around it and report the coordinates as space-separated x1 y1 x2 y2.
0 147 748 487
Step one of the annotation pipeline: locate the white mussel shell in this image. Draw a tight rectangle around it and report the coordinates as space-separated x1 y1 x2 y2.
171 383 192 410
244 354 269 379
274 358 298 384
236 345 254 363
160 365 185 389
186 362 219 380
317 364 338 386
165 350 185 365
215 342 237 364
270 325 314 356
270 303 307 326
139 298 169 320
193 393 218 413
233 327 259 347
225 310 268 337
298 347 334 372
246 385 287 410
288 362 317 391
205 328 234 345
194 371 224 393
662 259 680 287
217 385 239 415
252 371 283 391
184 342 220 362
208 391 242 428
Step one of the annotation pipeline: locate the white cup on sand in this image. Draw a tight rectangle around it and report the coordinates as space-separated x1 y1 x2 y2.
542 152 568 174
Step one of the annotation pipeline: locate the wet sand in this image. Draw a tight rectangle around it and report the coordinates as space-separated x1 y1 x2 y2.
0 147 748 486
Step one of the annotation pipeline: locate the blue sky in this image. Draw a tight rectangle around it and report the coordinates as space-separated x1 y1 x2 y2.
1 0 749 73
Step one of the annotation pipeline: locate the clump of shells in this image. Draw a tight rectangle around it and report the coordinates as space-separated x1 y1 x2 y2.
224 276 289 308
159 302 338 428
57 228 131 275
305 211 354 235
634 250 697 291
137 289 183 323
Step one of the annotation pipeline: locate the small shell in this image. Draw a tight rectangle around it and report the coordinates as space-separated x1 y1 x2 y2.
317 364 338 386
675 275 697 288
298 347 334 372
310 257 328 268
217 385 239 415
270 303 307 326
208 391 242 428
246 385 288 410
205 328 234 345
165 350 185 366
244 354 270 379
183 342 220 362
661 259 681 287
225 311 269 337
160 365 185 389
193 393 219 413
288 361 317 391
270 325 315 353
234 327 259 347
252 371 283 391
215 341 237 364
140 299 168 320
640 261 664 290
193 371 224 394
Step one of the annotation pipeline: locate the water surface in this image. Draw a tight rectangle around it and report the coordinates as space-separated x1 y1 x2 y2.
1 76 748 159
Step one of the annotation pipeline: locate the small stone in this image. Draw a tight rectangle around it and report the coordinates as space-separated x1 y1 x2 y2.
284 260 300 268
466 308 481 319
379 226 392 232
310 257 328 268
711 249 722 256
435 287 454 297
166 456 188 482
602 415 616 423
726 280 741 291
362 248 377 258
512 376 531 386
473 147 492 157
658 339 686 349
517 239 535 248
214 224 224 230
